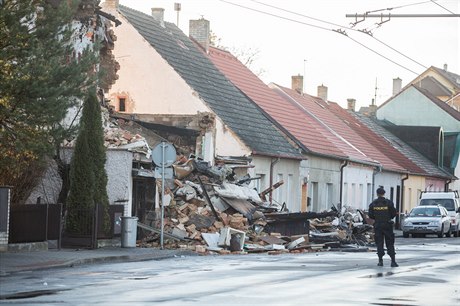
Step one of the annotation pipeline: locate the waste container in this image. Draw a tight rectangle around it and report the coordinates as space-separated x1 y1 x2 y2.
121 216 138 248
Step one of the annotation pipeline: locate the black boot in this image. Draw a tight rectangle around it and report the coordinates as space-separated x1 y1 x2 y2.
377 258 383 266
390 257 398 267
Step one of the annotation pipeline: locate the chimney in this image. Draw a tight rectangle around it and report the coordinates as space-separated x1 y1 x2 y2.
369 104 377 117
189 18 210 53
151 8 165 27
291 75 303 94
444 63 448 71
392 77 402 96
103 0 119 9
317 84 328 101
347 98 356 112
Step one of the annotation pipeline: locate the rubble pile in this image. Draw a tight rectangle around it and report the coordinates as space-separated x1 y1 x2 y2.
137 156 376 255
62 107 149 148
308 206 375 249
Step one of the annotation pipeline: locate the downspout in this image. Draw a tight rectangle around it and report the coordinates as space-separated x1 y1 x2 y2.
372 165 382 198
400 173 409 229
444 179 451 192
269 157 280 205
339 160 348 212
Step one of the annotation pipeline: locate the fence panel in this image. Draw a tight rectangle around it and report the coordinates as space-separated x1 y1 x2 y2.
9 204 62 243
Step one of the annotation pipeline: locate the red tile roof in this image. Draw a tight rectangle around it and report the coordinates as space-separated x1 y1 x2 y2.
275 85 409 172
326 103 426 174
208 47 374 163
207 46 452 175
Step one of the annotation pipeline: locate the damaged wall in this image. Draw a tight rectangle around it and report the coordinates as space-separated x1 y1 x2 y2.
214 118 251 157
102 3 210 115
26 148 133 215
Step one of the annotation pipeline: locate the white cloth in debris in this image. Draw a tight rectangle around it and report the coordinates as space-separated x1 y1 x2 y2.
213 183 263 204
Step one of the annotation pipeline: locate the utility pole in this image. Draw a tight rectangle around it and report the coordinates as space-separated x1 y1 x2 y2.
303 59 307 94
373 78 378 106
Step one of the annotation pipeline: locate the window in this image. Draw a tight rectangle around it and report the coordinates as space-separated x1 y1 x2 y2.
326 183 333 208
255 174 265 192
286 174 293 206
367 183 372 205
311 182 319 211
275 174 284 204
119 97 126 112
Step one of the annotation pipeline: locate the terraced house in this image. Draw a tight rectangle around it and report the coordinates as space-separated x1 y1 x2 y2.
101 1 304 215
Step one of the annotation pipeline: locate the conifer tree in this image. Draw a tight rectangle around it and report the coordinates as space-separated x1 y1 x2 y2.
0 0 97 204
67 91 110 234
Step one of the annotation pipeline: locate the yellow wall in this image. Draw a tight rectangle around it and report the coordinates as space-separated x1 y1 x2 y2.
402 175 425 213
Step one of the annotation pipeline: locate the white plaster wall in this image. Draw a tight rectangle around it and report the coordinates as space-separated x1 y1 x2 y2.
104 6 251 161
106 9 209 115
26 148 134 216
377 86 460 133
106 149 133 216
305 156 342 212
342 164 374 210
214 118 250 157
373 171 403 206
249 156 301 212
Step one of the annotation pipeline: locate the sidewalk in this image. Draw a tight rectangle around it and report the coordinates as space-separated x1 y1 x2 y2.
0 230 404 276
0 246 196 276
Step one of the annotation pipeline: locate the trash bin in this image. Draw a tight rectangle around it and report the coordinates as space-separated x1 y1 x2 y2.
121 216 138 248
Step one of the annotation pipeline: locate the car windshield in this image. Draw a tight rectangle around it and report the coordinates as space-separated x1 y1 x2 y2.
420 199 455 211
409 207 441 217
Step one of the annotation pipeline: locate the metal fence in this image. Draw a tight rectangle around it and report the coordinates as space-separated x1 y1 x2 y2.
9 204 62 244
9 204 124 249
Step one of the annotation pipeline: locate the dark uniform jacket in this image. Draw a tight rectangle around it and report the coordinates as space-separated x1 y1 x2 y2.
368 197 397 224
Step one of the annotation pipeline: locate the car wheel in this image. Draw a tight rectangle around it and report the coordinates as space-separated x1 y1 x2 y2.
438 225 444 238
403 232 409 238
455 230 460 238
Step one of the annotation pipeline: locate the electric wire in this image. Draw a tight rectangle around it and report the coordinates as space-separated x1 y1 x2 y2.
219 0 424 74
249 0 428 69
343 35 420 75
366 0 435 13
430 0 456 14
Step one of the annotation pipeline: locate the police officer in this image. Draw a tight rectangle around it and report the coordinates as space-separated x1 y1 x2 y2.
368 187 398 267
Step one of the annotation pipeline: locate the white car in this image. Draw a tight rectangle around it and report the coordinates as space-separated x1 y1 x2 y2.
402 205 452 238
419 191 460 237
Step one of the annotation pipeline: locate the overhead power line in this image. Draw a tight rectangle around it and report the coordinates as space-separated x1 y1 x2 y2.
249 0 427 70
219 0 426 74
345 13 460 17
430 0 456 14
366 0 441 13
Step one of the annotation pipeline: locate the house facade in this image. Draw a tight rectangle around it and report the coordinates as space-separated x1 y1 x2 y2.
377 84 460 192
406 65 460 110
101 2 304 213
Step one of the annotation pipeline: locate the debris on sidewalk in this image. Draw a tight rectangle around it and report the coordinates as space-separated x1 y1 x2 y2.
136 155 375 255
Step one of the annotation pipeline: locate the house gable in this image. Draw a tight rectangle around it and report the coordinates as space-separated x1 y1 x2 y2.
115 5 302 159
377 85 460 132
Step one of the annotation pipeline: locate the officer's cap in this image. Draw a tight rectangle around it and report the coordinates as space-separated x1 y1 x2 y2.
376 187 386 195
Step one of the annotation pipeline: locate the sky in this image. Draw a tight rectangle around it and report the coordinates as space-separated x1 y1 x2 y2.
115 0 459 109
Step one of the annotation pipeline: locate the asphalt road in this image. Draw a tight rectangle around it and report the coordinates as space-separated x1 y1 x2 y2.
1 236 459 306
